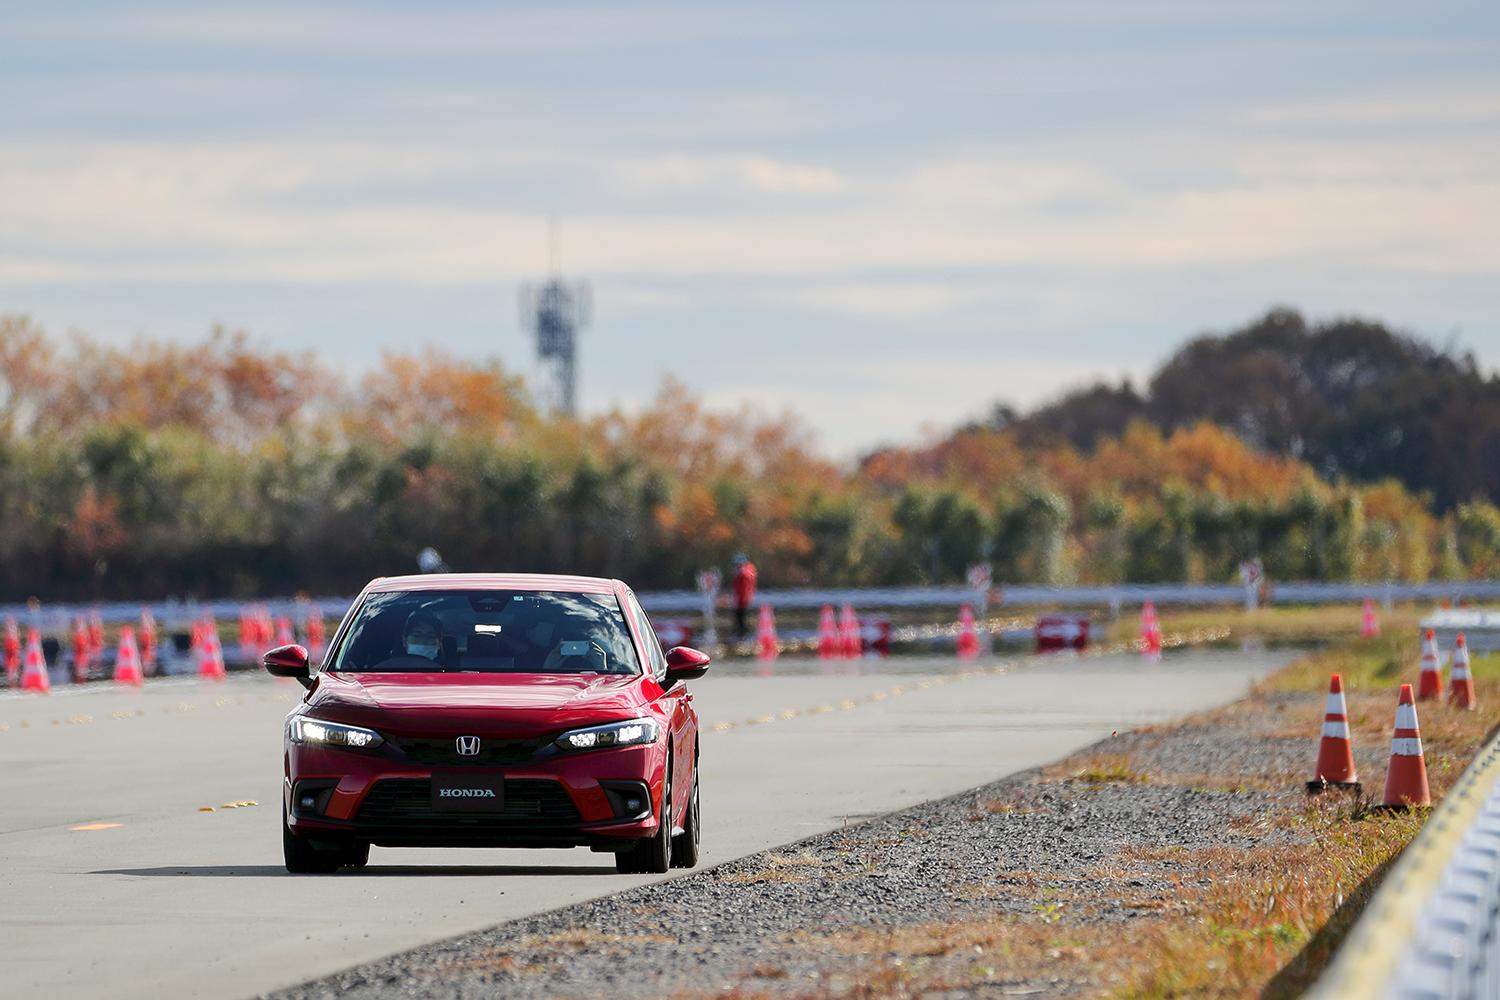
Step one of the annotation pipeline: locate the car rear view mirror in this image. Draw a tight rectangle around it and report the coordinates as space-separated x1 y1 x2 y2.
664 645 710 684
264 643 313 689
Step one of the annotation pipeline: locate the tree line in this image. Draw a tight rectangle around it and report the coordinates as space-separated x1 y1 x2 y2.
0 311 1496 601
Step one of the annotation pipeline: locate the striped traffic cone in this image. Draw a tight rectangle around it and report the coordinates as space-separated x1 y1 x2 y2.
113 626 144 686
20 628 50 693
1360 599 1379 639
198 619 226 681
1448 633 1476 711
839 603 861 659
755 604 779 662
816 605 839 660
1307 674 1360 792
1381 684 1430 810
1416 628 1443 701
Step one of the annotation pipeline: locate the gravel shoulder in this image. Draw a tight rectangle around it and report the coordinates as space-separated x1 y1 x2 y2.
271 667 1358 1000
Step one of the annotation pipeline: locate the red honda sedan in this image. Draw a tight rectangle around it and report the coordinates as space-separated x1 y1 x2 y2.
263 574 708 874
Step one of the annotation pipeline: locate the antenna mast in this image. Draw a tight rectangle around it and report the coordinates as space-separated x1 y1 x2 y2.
519 218 591 416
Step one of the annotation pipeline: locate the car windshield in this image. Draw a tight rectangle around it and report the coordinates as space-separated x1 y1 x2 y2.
326 589 641 675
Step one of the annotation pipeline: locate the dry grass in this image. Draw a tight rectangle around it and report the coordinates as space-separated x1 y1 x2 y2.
1042 752 1151 785
720 851 829 886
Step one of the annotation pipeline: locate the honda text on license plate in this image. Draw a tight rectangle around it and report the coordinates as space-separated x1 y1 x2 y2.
431 772 505 811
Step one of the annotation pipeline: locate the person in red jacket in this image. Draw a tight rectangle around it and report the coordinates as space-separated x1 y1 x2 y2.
731 553 757 641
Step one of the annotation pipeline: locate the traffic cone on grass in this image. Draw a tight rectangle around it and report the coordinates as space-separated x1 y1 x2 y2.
1360 599 1380 639
1416 628 1443 701
1448 633 1476 710
1306 674 1360 793
20 628 50 693
1141 601 1163 656
113 626 143 686
755 605 779 662
1381 684 1430 810
956 603 980 660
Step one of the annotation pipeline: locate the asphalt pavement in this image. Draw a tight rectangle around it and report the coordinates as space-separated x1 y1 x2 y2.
0 645 1294 998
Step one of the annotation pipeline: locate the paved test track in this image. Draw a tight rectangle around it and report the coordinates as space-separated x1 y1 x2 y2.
0 646 1294 998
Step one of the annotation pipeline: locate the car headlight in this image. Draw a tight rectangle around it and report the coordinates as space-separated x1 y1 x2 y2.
288 716 384 751
554 717 659 753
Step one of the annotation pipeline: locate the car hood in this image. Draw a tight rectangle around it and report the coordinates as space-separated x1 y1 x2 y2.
306 671 647 736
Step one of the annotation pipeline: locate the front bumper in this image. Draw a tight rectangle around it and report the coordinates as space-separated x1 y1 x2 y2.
284 740 664 850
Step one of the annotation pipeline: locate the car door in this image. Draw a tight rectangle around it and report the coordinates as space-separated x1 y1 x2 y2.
623 590 692 829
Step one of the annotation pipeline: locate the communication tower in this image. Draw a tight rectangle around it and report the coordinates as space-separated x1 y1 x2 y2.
519 222 591 416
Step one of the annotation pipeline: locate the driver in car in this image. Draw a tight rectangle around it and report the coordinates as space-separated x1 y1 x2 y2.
401 612 445 663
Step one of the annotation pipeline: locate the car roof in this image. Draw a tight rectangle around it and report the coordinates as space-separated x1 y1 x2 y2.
365 573 622 596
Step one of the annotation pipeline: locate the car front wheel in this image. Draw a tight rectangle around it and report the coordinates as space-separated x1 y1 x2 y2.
282 803 343 874
616 763 672 875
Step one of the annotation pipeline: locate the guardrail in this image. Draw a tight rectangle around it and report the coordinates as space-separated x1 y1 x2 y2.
2 579 1499 629
1310 730 1500 999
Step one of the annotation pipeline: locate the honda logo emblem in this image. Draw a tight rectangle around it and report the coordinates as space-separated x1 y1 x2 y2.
455 735 481 756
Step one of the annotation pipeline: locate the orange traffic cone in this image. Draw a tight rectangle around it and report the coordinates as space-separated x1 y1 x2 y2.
238 607 255 660
306 613 326 656
1360 599 1379 638
139 609 157 672
956 603 980 660
275 616 296 648
71 617 91 683
755 605 779 662
1448 633 1476 710
114 626 144 686
817 605 839 660
1416 628 1443 701
1381 684 1431 809
839 603 861 659
1141 601 1162 656
1307 674 1360 792
20 628 50 693
3 616 19 686
88 610 105 659
198 619 226 680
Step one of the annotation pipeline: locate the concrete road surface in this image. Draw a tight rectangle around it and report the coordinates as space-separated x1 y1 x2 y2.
0 646 1293 998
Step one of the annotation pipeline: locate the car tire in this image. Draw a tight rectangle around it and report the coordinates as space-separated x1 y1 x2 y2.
343 841 370 869
670 765 699 869
616 762 672 875
282 803 342 874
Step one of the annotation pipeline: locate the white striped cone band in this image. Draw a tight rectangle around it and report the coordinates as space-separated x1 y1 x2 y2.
1324 691 1349 716
1396 703 1420 729
1390 737 1424 757
1452 664 1471 680
1321 720 1351 739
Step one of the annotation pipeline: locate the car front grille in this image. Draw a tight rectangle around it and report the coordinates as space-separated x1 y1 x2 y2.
354 778 582 841
385 736 543 767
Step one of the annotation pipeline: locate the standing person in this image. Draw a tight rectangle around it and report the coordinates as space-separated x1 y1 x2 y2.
731 553 757 641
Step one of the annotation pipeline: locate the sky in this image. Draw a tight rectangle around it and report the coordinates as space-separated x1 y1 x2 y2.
2 1 1497 457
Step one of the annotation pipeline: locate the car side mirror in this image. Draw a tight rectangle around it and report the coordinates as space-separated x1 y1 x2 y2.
664 645 710 684
264 643 313 689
